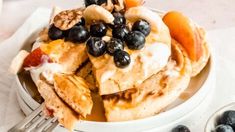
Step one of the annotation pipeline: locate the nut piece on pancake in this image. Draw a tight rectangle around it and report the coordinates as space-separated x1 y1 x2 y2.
54 74 93 117
53 8 84 30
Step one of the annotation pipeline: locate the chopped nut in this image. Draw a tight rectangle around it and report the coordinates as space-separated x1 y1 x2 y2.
101 0 114 12
53 8 84 30
102 36 111 42
114 0 125 12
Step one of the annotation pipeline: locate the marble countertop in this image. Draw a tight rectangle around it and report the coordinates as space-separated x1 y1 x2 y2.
0 0 235 43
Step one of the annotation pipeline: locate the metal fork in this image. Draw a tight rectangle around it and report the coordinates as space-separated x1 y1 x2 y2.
8 103 59 132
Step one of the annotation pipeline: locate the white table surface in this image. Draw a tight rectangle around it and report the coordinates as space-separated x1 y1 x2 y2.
1 0 235 42
0 0 235 132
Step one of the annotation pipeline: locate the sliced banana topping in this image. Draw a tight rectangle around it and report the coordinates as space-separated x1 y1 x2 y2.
83 5 114 24
125 6 163 33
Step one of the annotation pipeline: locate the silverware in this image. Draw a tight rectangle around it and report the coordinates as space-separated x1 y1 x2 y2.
8 103 58 132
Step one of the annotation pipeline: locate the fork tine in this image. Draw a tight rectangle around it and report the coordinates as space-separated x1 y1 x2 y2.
35 117 58 132
24 114 46 132
8 103 59 132
44 119 59 132
8 104 44 132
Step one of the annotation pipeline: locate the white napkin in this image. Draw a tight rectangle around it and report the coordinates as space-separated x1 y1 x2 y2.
0 8 51 131
0 7 235 132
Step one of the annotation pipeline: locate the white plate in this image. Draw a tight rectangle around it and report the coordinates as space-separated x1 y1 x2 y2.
15 8 216 132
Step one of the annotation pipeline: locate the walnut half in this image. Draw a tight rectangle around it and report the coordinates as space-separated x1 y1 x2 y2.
53 8 84 30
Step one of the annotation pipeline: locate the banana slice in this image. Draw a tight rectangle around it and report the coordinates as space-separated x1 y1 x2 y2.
83 5 114 24
9 50 29 74
125 6 163 33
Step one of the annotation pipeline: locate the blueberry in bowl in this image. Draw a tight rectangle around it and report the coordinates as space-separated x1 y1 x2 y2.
171 125 190 132
219 110 235 129
215 125 234 132
205 103 235 132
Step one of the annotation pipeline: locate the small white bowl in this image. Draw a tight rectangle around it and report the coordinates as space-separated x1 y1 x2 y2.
205 102 235 132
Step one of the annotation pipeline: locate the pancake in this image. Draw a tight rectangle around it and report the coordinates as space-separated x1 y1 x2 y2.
37 80 79 130
191 27 210 76
54 74 93 117
102 39 192 121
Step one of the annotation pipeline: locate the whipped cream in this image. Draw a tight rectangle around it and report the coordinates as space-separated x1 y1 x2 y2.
139 43 171 77
99 43 170 82
29 62 63 85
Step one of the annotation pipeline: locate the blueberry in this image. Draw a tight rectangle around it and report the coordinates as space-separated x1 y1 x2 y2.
113 12 126 27
112 26 129 41
76 17 85 26
68 25 90 43
48 24 64 40
86 37 106 57
85 0 97 6
125 31 145 50
132 19 151 36
90 22 107 37
97 0 107 5
85 0 106 7
215 125 234 132
63 29 71 38
113 50 131 68
171 125 190 132
106 38 124 55
220 110 235 129
112 0 118 4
